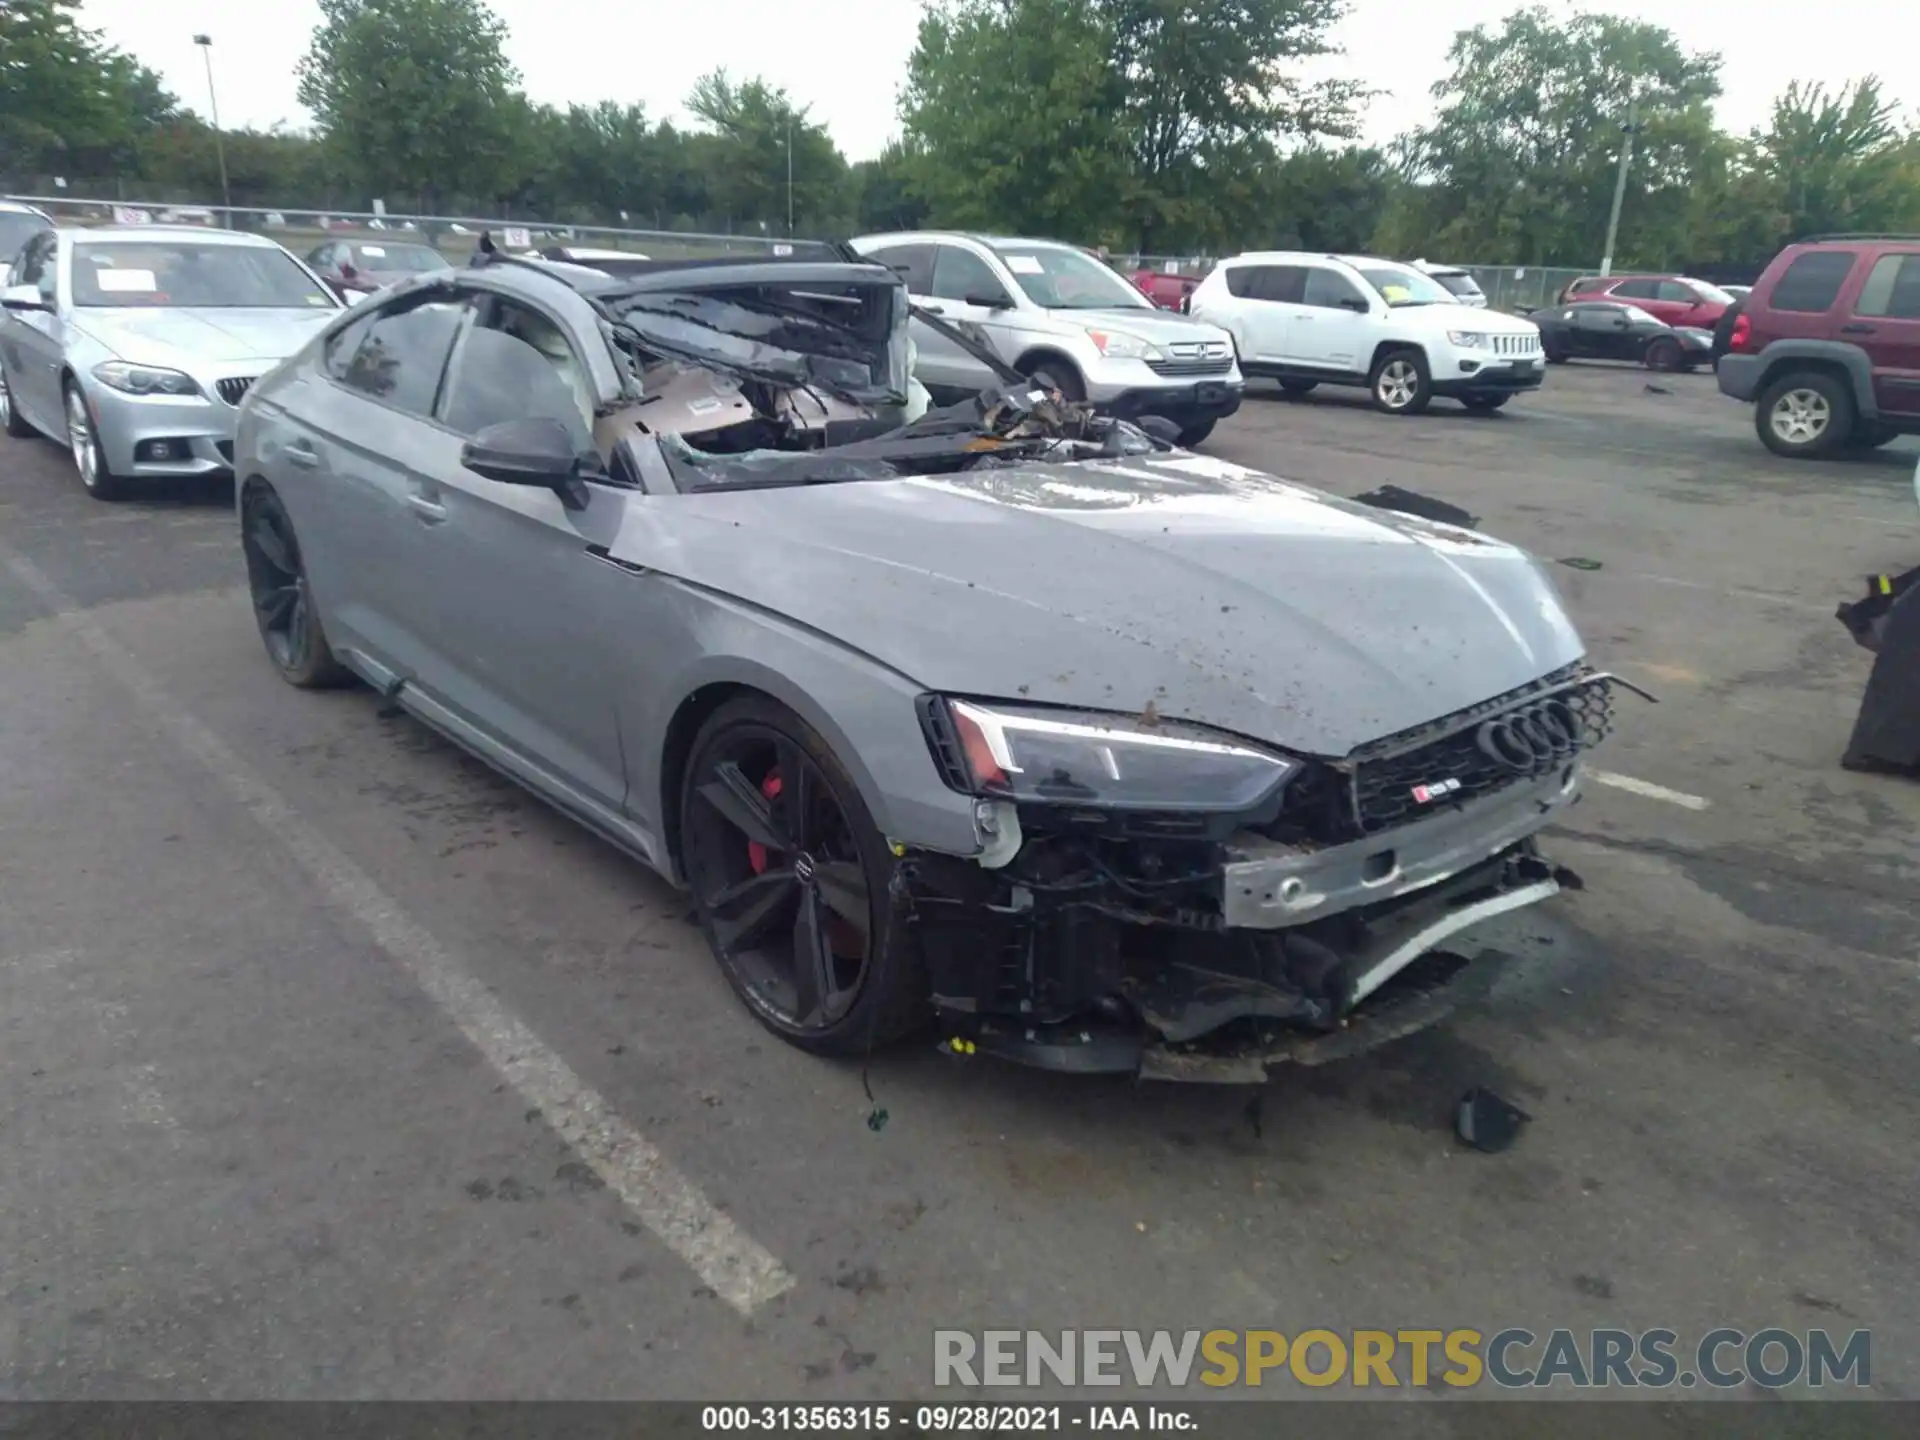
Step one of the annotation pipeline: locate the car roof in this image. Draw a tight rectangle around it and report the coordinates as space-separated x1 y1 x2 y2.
470 247 895 299
1 199 52 217
1221 251 1405 268
61 224 284 248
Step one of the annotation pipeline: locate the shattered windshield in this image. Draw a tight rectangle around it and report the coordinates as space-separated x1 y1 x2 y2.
992 244 1154 311
605 277 911 407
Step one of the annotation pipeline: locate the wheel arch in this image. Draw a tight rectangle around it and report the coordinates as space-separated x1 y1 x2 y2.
1755 342 1878 418
646 646 977 886
1368 339 1428 376
1013 346 1084 391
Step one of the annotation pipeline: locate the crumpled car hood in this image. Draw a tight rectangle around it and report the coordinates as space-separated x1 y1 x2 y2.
622 453 1585 757
75 307 337 366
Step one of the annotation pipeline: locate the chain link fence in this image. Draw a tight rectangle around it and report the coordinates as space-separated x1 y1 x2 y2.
1456 266 1592 314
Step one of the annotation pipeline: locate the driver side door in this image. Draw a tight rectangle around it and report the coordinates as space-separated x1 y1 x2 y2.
1292 265 1375 373
3 233 64 429
405 294 633 814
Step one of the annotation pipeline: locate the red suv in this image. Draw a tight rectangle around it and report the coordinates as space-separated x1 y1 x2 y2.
1132 268 1201 311
1559 273 1735 330
1716 234 1920 457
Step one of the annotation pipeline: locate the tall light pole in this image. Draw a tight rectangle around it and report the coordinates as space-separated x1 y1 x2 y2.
784 113 794 235
193 34 232 226
1598 87 1639 277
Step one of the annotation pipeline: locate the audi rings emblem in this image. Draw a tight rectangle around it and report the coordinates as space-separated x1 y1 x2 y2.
1475 697 1582 774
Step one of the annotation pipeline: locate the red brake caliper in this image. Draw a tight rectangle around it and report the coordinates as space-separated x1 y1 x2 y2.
746 770 784 874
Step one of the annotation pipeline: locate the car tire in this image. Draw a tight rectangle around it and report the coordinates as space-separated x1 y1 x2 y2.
1278 379 1319 397
64 380 129 500
1756 370 1853 459
1020 358 1085 401
1 361 34 438
1369 349 1433 415
679 695 930 1056
1461 394 1511 413
1176 419 1216 447
1643 336 1683 372
240 484 353 689
1543 346 1567 365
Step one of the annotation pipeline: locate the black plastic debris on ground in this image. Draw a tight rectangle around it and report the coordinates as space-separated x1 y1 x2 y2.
1351 485 1479 530
1456 1087 1531 1153
1559 556 1604 571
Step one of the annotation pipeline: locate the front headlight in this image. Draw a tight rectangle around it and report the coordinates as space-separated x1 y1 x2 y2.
1446 331 1492 349
926 697 1299 811
1087 329 1162 361
92 362 200 397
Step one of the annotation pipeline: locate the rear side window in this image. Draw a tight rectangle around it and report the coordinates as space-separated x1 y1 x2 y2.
865 244 933 294
332 298 467 416
1227 265 1305 303
1567 276 1606 295
1768 250 1857 313
1854 253 1920 320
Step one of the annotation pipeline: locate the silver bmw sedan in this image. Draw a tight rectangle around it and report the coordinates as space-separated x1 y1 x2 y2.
0 225 341 499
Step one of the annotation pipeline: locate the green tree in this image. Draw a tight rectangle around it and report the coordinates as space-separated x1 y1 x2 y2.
685 70 849 233
899 0 1357 251
1384 6 1723 268
852 141 929 232
899 0 1131 241
0 0 176 177
1746 79 1920 249
295 0 521 207
1105 0 1362 248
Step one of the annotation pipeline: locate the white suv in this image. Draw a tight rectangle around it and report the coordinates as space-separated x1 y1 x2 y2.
850 231 1243 445
1189 252 1545 414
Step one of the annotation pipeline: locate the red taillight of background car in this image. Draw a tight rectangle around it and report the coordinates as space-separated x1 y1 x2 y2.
1730 313 1753 353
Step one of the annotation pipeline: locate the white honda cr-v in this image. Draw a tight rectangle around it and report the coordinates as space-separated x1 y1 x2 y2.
1189 252 1546 415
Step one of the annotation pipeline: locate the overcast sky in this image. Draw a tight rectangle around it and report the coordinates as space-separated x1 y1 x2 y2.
86 0 1914 161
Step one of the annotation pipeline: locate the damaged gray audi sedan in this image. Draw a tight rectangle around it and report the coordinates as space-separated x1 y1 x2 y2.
234 243 1616 1081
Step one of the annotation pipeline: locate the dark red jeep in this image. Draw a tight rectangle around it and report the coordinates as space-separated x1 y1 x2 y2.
1716 234 1920 458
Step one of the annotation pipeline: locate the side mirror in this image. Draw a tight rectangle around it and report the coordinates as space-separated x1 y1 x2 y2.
1 283 48 313
1339 296 1371 313
339 262 357 280
460 417 596 509
964 292 1013 310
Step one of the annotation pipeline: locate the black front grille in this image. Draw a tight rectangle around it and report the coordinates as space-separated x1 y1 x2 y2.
1349 669 1615 835
215 376 257 406
1146 357 1233 378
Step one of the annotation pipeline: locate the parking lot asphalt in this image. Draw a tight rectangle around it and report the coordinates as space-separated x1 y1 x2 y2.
1 361 1916 1403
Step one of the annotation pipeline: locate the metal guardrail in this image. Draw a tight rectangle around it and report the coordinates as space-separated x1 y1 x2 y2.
1 194 808 259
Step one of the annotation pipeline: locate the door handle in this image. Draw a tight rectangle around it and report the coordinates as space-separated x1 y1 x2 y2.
1840 323 1876 335
282 441 320 469
406 493 448 524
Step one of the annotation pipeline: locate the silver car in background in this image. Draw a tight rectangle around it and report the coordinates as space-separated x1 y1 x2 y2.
0 226 341 499
850 230 1243 446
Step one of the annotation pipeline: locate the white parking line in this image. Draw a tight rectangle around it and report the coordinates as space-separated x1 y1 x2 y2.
1 548 794 1316
1589 769 1712 811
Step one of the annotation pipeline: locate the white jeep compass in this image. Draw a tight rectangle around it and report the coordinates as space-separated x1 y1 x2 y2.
1190 252 1546 414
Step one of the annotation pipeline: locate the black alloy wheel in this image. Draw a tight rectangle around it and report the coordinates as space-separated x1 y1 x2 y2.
680 697 925 1052
241 486 350 688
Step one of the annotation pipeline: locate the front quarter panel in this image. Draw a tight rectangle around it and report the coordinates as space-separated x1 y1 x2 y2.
604 514 983 877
